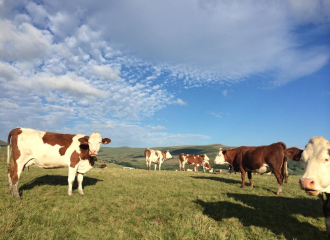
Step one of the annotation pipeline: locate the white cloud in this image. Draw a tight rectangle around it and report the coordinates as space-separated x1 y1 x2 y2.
222 89 228 97
150 125 166 131
93 65 122 81
174 98 187 106
207 111 229 118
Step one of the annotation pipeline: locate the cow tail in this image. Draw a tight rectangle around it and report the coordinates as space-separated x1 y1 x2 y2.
7 130 13 173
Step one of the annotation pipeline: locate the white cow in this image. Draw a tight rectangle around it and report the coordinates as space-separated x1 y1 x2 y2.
144 148 172 170
7 128 111 199
285 136 330 239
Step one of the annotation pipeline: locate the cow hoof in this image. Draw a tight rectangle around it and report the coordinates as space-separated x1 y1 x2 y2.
68 192 73 197
276 192 282 195
78 191 85 196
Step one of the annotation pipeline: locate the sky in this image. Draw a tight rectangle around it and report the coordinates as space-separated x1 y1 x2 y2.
0 0 329 149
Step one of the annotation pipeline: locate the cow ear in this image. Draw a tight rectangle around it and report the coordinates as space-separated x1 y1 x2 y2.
79 136 89 145
223 150 227 155
284 147 303 161
102 138 111 144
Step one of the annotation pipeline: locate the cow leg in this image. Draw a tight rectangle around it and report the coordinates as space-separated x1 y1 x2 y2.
159 162 162 171
322 193 330 239
8 156 31 200
68 167 78 196
272 170 283 195
77 173 84 195
240 168 246 188
154 163 157 171
248 171 253 187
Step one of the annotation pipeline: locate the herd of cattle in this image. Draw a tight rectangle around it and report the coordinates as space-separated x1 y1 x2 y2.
5 127 330 238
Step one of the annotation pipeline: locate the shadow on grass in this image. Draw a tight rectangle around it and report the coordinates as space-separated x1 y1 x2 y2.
191 176 278 194
195 193 325 239
191 176 242 185
19 175 103 195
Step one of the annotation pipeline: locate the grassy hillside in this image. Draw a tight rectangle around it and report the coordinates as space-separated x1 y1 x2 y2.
98 144 305 174
1 147 326 239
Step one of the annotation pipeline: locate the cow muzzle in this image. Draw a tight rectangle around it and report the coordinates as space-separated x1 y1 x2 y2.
89 150 97 156
299 178 320 196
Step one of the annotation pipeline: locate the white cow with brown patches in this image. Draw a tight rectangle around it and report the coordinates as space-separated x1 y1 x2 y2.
285 136 330 239
7 128 111 199
144 148 172 170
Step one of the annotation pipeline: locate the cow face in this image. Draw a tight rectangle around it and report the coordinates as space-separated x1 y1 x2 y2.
300 146 330 195
165 150 173 159
87 132 111 156
214 150 226 165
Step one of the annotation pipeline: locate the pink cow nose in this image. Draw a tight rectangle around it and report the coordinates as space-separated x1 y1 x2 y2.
299 178 315 190
90 150 97 156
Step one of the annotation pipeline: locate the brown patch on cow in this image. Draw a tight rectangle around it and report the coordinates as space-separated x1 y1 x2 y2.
162 152 166 159
8 128 23 184
70 144 91 168
78 136 89 145
144 149 151 158
43 132 76 156
70 151 80 168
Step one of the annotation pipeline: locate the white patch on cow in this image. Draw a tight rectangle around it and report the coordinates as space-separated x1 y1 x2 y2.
203 154 210 161
214 150 226 165
247 164 271 174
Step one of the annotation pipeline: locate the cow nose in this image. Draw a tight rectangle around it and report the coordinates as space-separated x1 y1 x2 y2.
299 178 315 190
90 150 97 156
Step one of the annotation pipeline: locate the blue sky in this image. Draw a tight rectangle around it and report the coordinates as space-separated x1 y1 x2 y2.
0 0 329 149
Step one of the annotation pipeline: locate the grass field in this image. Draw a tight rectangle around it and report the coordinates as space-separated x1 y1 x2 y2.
0 147 325 240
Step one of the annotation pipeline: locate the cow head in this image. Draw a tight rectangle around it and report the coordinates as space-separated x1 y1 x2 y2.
79 132 111 157
165 150 173 159
214 148 226 165
287 137 330 196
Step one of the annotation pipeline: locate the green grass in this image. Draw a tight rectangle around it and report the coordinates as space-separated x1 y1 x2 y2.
0 147 325 239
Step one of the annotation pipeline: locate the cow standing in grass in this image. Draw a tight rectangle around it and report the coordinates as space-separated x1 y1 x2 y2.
179 153 210 172
144 148 172 170
284 137 330 239
7 128 111 199
214 142 288 195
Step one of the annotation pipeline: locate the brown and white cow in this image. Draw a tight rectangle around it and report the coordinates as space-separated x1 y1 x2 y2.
144 148 172 170
284 136 330 238
214 142 288 195
179 153 210 172
7 128 111 199
202 160 213 173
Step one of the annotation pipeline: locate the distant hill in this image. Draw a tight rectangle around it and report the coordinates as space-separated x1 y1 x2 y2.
0 140 6 146
97 144 304 174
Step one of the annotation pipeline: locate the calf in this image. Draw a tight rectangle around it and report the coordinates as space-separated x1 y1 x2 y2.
144 148 172 170
285 137 330 239
179 153 210 172
214 142 288 195
7 128 111 199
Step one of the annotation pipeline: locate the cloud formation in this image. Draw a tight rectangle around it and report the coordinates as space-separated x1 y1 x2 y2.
0 0 329 146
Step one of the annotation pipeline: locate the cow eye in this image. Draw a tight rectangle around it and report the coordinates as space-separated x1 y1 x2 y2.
326 159 329 162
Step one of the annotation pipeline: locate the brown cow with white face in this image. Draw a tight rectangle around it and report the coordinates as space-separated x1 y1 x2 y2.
214 143 288 195
7 128 111 199
285 136 330 239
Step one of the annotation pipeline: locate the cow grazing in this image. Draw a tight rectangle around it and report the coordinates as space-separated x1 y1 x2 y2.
284 137 330 239
214 142 288 195
179 153 210 172
7 128 111 199
144 148 172 170
202 160 213 173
